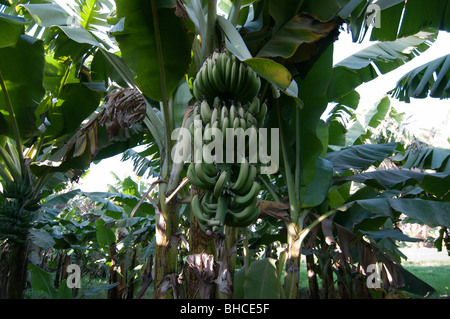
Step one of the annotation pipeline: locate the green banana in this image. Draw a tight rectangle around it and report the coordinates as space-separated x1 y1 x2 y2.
202 201 217 217
213 96 221 109
211 196 228 232
255 102 267 127
202 143 215 168
210 107 218 125
240 66 261 103
195 162 217 187
187 163 210 189
229 104 236 124
229 205 260 227
235 63 246 97
213 170 229 198
203 122 212 141
239 117 247 130
200 99 212 124
191 194 209 224
233 181 260 206
238 104 245 118
212 63 226 92
220 104 228 123
235 164 257 195
202 158 217 176
227 196 258 222
247 125 258 153
229 58 239 93
224 56 232 91
232 117 240 130
231 157 249 192
193 67 207 100
221 116 229 143
248 96 260 115
193 115 204 150
246 111 256 128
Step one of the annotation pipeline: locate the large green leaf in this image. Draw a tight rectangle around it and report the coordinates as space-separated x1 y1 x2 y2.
113 0 193 101
297 43 334 184
45 83 101 141
327 31 437 102
388 198 450 228
392 145 450 172
326 143 397 174
95 218 116 248
243 258 283 299
0 35 45 141
28 263 58 299
337 170 450 197
390 54 450 102
342 198 450 229
300 157 333 208
256 15 336 59
0 12 26 48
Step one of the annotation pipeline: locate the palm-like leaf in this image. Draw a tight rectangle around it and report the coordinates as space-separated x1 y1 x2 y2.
327 30 437 102
390 54 450 102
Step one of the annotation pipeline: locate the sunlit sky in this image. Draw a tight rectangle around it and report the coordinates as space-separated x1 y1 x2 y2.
78 28 450 193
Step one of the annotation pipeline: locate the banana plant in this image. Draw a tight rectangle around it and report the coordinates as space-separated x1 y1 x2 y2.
107 0 450 299
0 0 152 298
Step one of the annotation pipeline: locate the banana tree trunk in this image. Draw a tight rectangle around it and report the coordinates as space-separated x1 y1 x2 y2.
5 241 28 299
154 187 180 299
187 210 215 299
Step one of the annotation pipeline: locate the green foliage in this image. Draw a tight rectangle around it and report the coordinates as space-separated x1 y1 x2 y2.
0 0 449 300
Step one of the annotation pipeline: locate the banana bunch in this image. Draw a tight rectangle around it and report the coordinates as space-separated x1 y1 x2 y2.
188 51 269 233
0 179 41 244
193 51 261 104
2 181 33 200
187 97 268 232
0 200 36 244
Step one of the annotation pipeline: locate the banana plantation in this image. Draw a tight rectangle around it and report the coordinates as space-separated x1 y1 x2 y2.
0 0 449 301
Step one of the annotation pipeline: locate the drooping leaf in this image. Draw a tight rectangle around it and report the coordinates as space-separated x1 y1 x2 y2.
45 83 101 141
326 143 397 173
28 263 58 298
392 145 450 172
42 189 81 208
390 54 450 102
300 157 333 208
336 170 450 197
256 15 337 59
388 198 450 228
327 31 437 102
